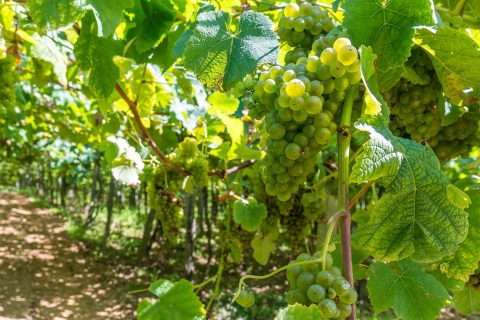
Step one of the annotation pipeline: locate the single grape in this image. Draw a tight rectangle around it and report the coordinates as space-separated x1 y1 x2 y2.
285 143 302 160
284 3 300 18
286 289 309 305
296 272 316 291
332 277 351 296
316 270 335 287
318 299 338 318
307 284 326 303
333 37 352 52
286 79 306 98
337 45 358 66
320 48 337 66
339 287 358 304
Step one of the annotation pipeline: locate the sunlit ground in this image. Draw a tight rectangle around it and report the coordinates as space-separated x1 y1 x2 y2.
0 191 143 320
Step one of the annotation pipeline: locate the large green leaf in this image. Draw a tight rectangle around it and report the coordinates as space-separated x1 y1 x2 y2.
453 285 480 315
414 26 480 105
351 114 469 263
359 46 389 117
27 0 133 36
114 57 156 117
134 0 176 53
367 259 450 320
233 197 267 232
30 34 69 86
27 0 82 33
138 279 206 320
172 4 216 58
74 11 123 98
440 190 480 281
251 233 275 266
87 0 134 37
275 304 326 320
342 0 435 71
184 10 278 90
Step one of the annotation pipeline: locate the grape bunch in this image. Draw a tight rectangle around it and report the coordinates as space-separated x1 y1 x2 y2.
146 164 183 243
285 251 357 319
437 10 465 29
428 109 480 163
383 49 480 163
255 36 361 201
301 188 327 222
171 137 209 187
0 55 18 110
383 50 443 142
278 1 335 48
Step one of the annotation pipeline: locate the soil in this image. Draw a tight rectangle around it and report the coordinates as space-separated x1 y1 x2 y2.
0 191 144 320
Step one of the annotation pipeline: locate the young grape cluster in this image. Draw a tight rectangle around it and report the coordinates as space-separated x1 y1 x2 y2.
146 164 183 243
0 55 18 110
255 35 361 201
278 1 335 48
383 49 480 163
428 106 480 163
285 251 357 319
171 137 209 187
383 50 443 142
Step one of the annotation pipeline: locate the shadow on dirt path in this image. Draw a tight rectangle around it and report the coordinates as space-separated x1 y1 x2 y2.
0 191 142 320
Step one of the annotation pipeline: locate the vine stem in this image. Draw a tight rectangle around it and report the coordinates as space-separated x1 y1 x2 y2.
115 83 189 176
320 210 345 270
349 180 374 209
338 86 356 320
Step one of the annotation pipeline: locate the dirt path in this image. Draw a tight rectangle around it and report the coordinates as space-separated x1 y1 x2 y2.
0 191 142 320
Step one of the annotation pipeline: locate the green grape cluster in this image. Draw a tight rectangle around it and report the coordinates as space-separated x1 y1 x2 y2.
0 56 18 110
254 36 361 201
428 108 480 163
32 58 52 80
301 188 326 222
171 137 209 187
146 164 183 243
279 206 310 248
285 252 357 319
438 10 465 29
278 1 335 48
383 50 443 142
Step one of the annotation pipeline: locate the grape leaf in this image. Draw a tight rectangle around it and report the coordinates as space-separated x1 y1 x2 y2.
184 10 278 90
414 26 480 106
438 95 467 126
74 11 123 98
275 304 326 320
351 114 469 263
233 197 267 232
207 92 239 115
359 46 389 117
342 0 435 71
27 0 82 33
464 157 480 169
87 0 134 37
114 57 156 117
134 0 176 53
453 285 480 315
30 34 69 86
367 259 450 320
138 279 206 320
440 190 480 281
251 233 275 266
427 268 465 292
172 4 216 58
